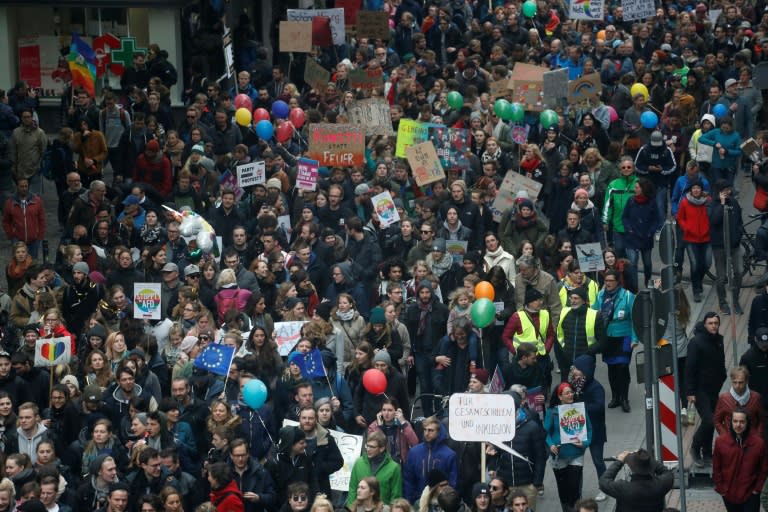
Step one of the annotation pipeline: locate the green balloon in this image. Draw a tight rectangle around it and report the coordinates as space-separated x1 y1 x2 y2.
509 103 525 122
471 298 496 328
540 109 559 129
447 91 464 110
522 0 537 17
494 99 511 119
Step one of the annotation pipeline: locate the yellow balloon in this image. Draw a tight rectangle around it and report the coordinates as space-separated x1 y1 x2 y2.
235 107 252 127
630 83 649 100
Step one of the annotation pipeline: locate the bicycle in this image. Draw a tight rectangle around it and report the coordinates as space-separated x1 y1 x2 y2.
409 393 451 439
740 212 768 286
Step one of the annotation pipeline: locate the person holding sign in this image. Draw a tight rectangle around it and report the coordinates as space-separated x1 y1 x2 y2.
543 382 592 512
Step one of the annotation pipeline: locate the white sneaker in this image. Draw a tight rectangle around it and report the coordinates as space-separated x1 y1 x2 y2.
595 492 607 502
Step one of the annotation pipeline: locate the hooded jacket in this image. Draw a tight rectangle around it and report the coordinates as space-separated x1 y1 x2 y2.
602 174 638 233
210 478 245 512
403 423 458 502
598 458 674 512
495 407 547 487
103 382 157 425
305 425 344 497
572 355 607 445
266 427 320 502
325 262 370 318
347 449 403 507
686 321 726 396
16 422 48 464
2 192 46 243
698 127 743 170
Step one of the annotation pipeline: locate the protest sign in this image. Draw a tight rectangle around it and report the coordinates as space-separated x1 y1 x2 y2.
284 419 363 491
347 98 394 136
511 124 530 145
405 141 446 186
428 127 472 171
489 79 512 100
396 119 429 157
622 0 655 21
279 21 312 53
510 62 546 82
446 240 468 264
222 30 235 79
348 67 384 90
371 191 400 228
308 124 365 167
35 337 72 367
576 243 605 272
491 171 543 222
449 393 516 442
275 321 308 356
708 9 722 25
514 80 545 111
568 0 604 20
558 402 588 444
287 8 345 45
220 170 244 201
237 161 266 188
568 73 602 107
304 58 330 93
356 11 391 39
277 215 292 234
543 68 569 107
133 283 162 320
296 158 319 191
526 386 546 420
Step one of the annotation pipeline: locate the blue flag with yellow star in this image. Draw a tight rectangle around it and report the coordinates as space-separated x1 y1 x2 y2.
288 348 326 379
194 343 235 376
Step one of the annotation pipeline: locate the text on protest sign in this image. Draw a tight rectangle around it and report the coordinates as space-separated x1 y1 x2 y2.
568 0 605 20
356 11 391 40
405 141 446 187
371 191 400 228
576 243 605 272
286 8 345 45
622 0 655 21
448 393 517 442
348 67 384 90
308 124 365 167
237 161 266 188
296 158 319 191
275 321 308 356
558 402 588 444
395 119 430 157
134 283 162 320
347 98 394 136
279 21 313 53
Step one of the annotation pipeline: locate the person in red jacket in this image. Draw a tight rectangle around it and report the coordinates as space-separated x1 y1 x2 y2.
713 408 768 511
713 366 764 438
208 461 245 512
1 177 46 259
132 139 173 197
675 180 711 302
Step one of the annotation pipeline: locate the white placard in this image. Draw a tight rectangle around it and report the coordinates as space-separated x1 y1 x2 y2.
568 0 604 20
35 337 72 367
371 191 400 228
286 8 346 46
133 282 162 320
622 0 656 21
708 9 722 25
558 402 588 444
275 321 308 356
576 243 605 272
448 393 516 443
283 419 363 491
237 161 266 188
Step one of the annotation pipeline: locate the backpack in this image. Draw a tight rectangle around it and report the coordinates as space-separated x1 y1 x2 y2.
40 143 72 182
217 290 241 325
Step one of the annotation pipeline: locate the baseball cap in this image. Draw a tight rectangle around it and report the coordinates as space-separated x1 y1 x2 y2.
83 384 102 403
355 183 370 196
184 264 201 277
161 262 179 273
650 131 664 147
725 78 738 88
122 195 140 206
416 59 428 67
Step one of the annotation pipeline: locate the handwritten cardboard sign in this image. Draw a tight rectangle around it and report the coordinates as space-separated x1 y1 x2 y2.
347 98 394 136
304 58 330 94
286 8 345 46
404 141 446 186
622 0 656 21
348 67 384 90
279 21 312 53
514 80 545 111
490 79 513 100
568 73 602 107
491 171 543 222
356 11 391 40
308 124 365 167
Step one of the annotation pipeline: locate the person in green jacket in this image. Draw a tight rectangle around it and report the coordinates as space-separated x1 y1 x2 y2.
602 156 638 259
347 431 403 507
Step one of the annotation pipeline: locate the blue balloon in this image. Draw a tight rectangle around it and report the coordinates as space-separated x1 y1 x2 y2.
640 111 658 129
712 103 728 119
272 100 290 119
243 379 268 409
255 120 274 140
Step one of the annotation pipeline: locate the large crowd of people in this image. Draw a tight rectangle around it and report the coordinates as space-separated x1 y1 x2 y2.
2 1 768 511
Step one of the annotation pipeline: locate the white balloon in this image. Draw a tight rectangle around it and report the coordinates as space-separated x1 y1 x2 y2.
197 230 213 252
180 216 201 237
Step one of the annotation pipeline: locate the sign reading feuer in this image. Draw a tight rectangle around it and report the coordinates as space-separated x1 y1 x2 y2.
308 124 365 167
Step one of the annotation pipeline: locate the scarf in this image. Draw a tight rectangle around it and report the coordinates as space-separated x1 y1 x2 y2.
417 300 432 336
730 386 751 406
336 309 355 322
520 157 542 173
482 147 502 163
633 193 650 204
685 192 707 206
571 199 595 211
429 252 453 277
7 255 32 280
568 367 587 397
599 287 619 323
515 212 538 229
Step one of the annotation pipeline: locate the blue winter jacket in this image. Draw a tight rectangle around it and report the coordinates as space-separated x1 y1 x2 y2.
697 128 742 170
622 196 662 250
403 423 458 502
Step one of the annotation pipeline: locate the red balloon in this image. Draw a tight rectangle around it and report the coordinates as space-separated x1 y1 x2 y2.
276 121 294 143
234 93 253 111
362 369 387 395
289 107 306 129
253 108 270 123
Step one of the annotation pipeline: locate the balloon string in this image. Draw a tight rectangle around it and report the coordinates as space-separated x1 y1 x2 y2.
382 392 390 400
254 410 276 446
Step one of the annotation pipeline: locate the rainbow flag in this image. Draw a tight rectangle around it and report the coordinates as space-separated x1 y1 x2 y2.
67 34 96 97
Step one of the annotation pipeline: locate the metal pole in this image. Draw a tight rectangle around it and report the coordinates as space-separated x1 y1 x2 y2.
638 290 655 456
650 296 662 462
664 219 687 512
724 205 739 367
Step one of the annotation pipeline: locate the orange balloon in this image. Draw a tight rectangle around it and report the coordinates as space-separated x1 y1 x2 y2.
597 30 606 41
475 281 495 301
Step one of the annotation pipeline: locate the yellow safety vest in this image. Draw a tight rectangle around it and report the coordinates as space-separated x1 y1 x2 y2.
558 279 600 307
513 309 549 356
556 307 598 347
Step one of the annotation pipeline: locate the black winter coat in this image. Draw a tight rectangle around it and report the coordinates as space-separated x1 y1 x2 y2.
740 346 768 410
232 457 277 512
598 460 674 512
494 411 548 487
685 322 726 396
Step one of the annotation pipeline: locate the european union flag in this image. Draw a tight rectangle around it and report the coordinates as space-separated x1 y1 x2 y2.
194 343 235 376
288 348 326 379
